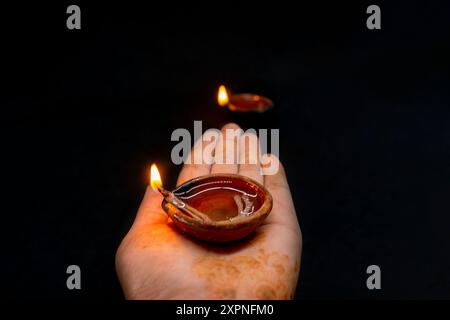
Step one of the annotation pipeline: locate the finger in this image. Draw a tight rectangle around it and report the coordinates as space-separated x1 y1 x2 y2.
177 128 220 185
132 186 167 229
262 154 299 230
238 131 263 185
211 123 241 174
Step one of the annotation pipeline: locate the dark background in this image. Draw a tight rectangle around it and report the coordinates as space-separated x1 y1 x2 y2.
1 1 450 299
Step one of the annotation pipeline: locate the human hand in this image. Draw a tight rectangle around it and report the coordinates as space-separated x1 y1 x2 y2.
116 123 302 299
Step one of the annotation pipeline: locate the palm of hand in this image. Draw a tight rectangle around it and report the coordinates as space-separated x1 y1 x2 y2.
116 124 301 299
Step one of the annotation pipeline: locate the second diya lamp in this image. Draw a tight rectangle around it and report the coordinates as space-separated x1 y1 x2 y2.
151 164 273 243
217 85 273 113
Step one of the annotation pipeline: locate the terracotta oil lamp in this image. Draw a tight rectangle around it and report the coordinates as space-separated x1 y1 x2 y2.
150 164 273 243
217 85 273 113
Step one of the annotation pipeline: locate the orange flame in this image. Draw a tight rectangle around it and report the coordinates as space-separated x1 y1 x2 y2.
217 85 229 107
150 163 162 191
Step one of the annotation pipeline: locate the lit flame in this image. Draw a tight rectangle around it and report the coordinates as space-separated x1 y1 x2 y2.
150 163 162 191
217 85 229 107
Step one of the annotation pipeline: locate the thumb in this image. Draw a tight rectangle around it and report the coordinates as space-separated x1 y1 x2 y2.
132 186 168 229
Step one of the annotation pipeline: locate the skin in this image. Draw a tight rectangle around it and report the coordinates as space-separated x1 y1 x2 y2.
115 123 302 299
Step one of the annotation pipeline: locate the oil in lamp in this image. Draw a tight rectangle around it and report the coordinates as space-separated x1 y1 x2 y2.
150 164 273 243
217 85 273 113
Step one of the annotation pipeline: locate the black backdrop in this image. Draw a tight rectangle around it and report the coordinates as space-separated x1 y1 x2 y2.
1 1 450 299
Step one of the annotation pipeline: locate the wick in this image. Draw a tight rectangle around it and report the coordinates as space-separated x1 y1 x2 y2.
156 185 212 223
157 186 171 198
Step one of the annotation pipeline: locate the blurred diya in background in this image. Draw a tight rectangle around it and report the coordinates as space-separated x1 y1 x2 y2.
217 85 273 113
150 164 273 243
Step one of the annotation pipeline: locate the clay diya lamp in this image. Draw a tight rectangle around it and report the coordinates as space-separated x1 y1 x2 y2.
150 164 273 243
217 85 273 113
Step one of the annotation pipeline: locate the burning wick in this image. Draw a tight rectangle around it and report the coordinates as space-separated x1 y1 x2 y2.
218 85 230 107
150 163 211 222
217 84 273 113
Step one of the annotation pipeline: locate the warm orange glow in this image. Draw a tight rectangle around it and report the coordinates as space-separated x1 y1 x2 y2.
217 85 229 107
150 163 162 191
